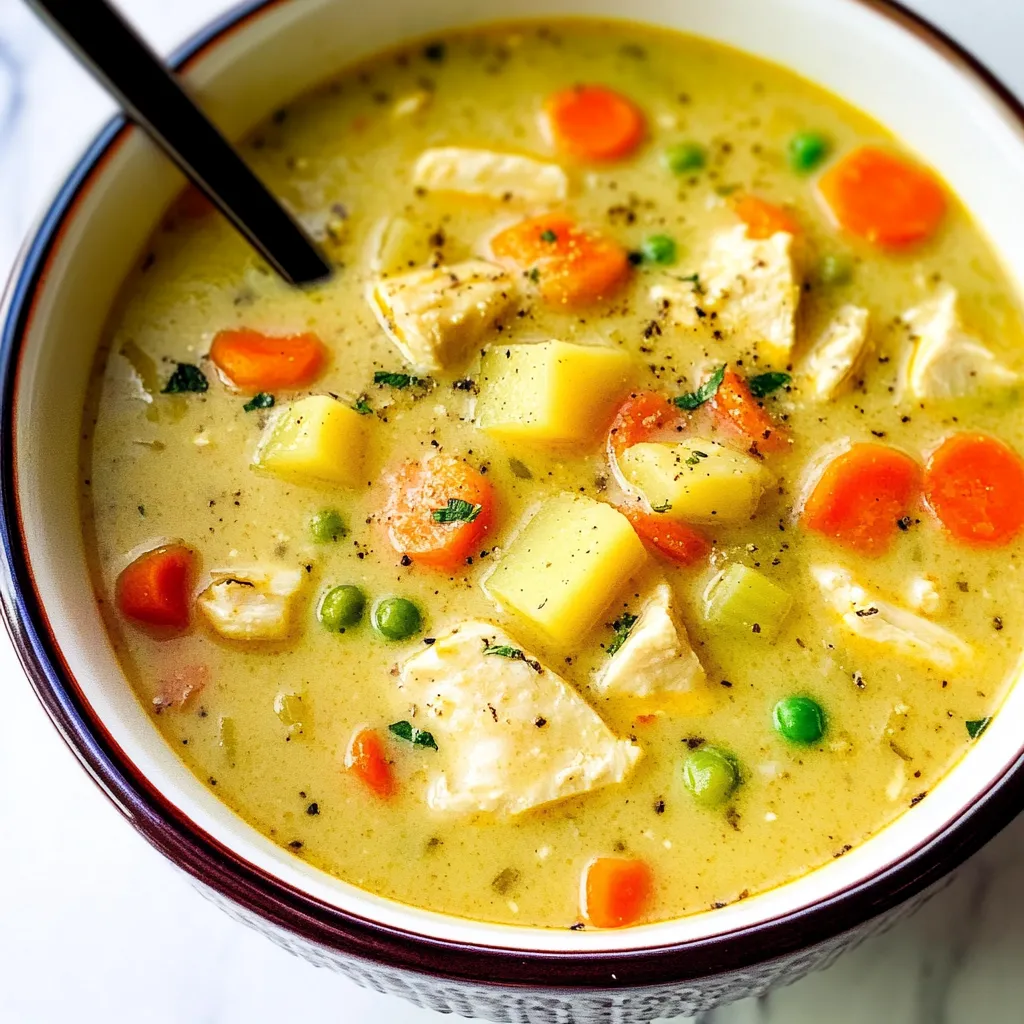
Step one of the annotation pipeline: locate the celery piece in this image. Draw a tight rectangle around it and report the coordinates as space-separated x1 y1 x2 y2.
274 692 308 737
702 563 792 641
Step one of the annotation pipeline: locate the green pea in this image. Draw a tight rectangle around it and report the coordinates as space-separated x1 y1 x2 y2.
664 141 706 174
818 253 853 286
318 585 365 632
682 746 739 807
309 508 346 543
372 596 422 641
641 234 677 266
788 131 830 173
773 696 826 744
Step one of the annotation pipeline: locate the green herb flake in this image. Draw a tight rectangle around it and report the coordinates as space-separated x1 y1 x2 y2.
607 612 639 657
484 643 525 660
162 362 208 394
651 500 672 513
679 271 705 296
388 720 438 750
540 229 558 243
674 364 726 411
352 396 373 416
374 371 429 389
508 457 533 480
747 372 791 398
527 266 541 283
243 391 275 412
431 498 482 524
966 718 991 740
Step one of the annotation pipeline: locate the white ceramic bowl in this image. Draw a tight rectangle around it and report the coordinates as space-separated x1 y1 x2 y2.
4 1 1024 1020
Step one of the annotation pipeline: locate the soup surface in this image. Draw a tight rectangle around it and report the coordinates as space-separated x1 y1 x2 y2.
81 20 1024 930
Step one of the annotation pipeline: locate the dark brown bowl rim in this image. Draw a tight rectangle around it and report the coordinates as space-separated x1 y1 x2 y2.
3 0 1024 991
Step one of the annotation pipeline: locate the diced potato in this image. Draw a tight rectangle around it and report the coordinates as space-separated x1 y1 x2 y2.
618 439 769 524
702 563 793 642
485 494 646 645
802 304 871 400
475 340 633 444
252 395 366 488
368 259 517 372
197 565 305 641
412 147 568 204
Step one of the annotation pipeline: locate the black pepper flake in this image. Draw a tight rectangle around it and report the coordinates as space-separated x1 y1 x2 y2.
719 679 732 688
423 637 436 645
853 671 866 689
994 616 1004 631
306 802 320 816
288 840 304 850
653 799 665 814
400 554 412 567
423 41 446 62
896 516 913 532
910 792 927 807
535 717 547 728
683 736 705 749
570 922 586 931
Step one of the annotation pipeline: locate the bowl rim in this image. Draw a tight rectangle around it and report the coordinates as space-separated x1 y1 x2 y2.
4 0 1024 990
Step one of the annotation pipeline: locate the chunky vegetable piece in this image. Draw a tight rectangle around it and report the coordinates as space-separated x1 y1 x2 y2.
607 392 680 456
710 369 788 452
476 340 633 444
309 508 346 543
491 214 631 306
924 433 1024 547
788 131 830 173
197 565 305 641
382 454 494 569
209 330 326 392
345 727 395 798
773 697 826 744
732 195 801 239
582 857 653 929
801 444 921 555
398 621 640 814
372 597 423 641
818 145 946 247
318 584 366 632
682 747 739 807
411 147 568 204
116 544 194 630
544 85 645 161
620 507 710 566
702 563 793 642
252 395 367 488
486 494 647 645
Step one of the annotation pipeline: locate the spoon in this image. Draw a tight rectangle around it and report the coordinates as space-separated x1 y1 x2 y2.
26 0 332 287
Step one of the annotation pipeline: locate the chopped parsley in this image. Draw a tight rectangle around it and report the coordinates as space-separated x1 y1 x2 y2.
484 643 525 659
431 498 482 524
162 362 208 393
388 720 438 750
674 364 725 410
651 500 672 513
243 391 275 412
966 718 991 740
678 271 704 295
540 229 558 243
607 612 639 657
374 371 429 389
352 395 373 416
527 266 541 283
747 371 791 398
685 450 709 467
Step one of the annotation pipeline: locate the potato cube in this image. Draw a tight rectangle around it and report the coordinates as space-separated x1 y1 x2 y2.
619 439 768 524
485 494 646 645
252 395 366 488
476 341 633 444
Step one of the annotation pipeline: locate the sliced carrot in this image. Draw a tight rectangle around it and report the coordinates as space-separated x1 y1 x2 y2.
582 857 653 928
116 543 194 630
818 145 946 247
802 443 921 555
209 329 327 392
383 454 495 570
924 433 1024 546
607 392 681 456
545 85 645 161
345 727 395 798
621 506 710 566
491 213 631 307
710 369 788 452
733 195 802 240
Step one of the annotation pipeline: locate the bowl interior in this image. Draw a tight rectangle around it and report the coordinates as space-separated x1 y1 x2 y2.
9 0 1024 954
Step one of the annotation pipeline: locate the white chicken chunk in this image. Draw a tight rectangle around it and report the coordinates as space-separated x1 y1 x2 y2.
811 565 971 670
650 225 800 360
398 621 641 816
802 305 871 400
902 285 1016 400
594 583 705 700
197 565 305 641
412 147 568 204
368 259 517 372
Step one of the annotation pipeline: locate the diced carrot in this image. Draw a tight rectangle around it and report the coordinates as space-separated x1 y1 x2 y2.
818 145 946 247
382 454 495 570
345 727 395 798
924 433 1024 547
209 329 327 392
582 857 653 928
116 543 194 630
544 85 646 161
621 506 710 566
607 392 681 456
733 195 802 240
491 213 631 307
710 369 788 452
801 443 921 555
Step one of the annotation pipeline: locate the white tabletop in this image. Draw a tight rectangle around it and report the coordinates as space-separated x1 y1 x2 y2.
2 1 1024 1021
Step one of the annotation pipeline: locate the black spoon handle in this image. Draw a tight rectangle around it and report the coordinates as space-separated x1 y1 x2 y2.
26 0 332 287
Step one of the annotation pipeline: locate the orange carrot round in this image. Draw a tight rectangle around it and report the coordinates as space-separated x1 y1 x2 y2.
733 195 802 240
491 213 631 307
801 443 921 555
818 145 946 247
545 85 645 161
924 433 1024 546
582 857 653 928
621 506 710 566
710 369 788 452
382 454 495 570
607 392 680 456
345 727 395 798
116 543 194 630
210 329 327 392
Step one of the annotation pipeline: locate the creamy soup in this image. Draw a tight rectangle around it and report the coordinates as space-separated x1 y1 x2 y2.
81 20 1024 930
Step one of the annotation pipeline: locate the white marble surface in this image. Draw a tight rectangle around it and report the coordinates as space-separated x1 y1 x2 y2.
1 0 1023 1021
